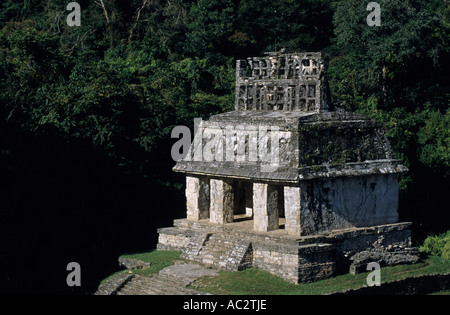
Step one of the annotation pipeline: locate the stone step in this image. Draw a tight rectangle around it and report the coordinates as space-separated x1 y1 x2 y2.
94 273 134 295
148 275 199 295
188 233 252 272
116 274 201 295
97 262 218 295
196 235 236 266
117 275 159 295
226 241 253 271
172 219 325 246
180 233 211 261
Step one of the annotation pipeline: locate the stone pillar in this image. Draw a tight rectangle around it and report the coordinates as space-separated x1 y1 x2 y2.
253 183 279 232
284 186 301 236
210 179 234 224
186 176 210 221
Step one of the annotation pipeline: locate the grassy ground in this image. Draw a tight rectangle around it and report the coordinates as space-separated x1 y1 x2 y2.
188 255 450 295
99 250 183 284
119 250 184 277
100 250 450 294
429 290 450 295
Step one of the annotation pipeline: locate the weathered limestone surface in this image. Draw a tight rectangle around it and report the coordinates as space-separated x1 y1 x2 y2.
210 179 234 224
349 249 420 275
283 186 301 236
95 273 134 295
173 111 407 183
253 183 279 232
299 174 399 235
156 227 190 251
99 262 217 295
186 176 210 221
235 52 329 112
157 220 416 284
180 232 210 260
181 232 253 272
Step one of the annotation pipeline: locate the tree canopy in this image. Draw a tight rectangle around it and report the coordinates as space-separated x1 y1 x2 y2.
0 0 448 293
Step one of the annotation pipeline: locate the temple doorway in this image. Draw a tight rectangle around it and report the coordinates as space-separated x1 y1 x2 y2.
233 181 285 230
234 181 253 221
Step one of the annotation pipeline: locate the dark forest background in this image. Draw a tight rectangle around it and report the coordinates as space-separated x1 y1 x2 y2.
0 0 448 294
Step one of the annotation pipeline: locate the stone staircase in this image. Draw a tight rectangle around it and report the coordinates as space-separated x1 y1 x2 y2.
116 274 202 295
226 241 253 271
96 261 219 295
181 231 253 271
180 232 211 260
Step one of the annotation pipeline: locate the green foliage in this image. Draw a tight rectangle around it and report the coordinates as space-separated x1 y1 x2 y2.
120 250 182 276
186 0 234 55
0 0 448 235
2 0 448 295
420 231 450 259
0 20 71 124
189 255 450 295
0 14 236 176
236 0 333 53
0 0 43 27
331 0 448 109
418 109 450 174
329 0 450 199
442 243 450 260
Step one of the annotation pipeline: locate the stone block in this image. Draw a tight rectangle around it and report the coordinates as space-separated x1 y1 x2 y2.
186 176 210 221
284 186 301 236
253 183 279 232
210 179 234 224
299 174 400 235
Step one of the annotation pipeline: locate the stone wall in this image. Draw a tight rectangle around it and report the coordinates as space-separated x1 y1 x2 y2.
235 52 329 112
297 244 335 282
252 241 336 284
332 222 413 255
297 119 393 166
173 111 406 183
186 176 210 221
157 227 190 251
157 220 416 284
252 244 300 283
299 174 399 235
181 118 296 174
253 183 279 232
284 186 301 235
210 179 234 224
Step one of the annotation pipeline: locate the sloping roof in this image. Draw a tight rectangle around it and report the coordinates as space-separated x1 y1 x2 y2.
173 111 407 183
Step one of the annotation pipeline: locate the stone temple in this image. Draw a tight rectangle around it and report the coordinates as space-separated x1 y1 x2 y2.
157 51 418 284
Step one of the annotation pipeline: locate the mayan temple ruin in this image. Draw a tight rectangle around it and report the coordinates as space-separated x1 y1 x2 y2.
157 51 419 284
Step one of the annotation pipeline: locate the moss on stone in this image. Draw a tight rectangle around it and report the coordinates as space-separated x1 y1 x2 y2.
297 118 388 167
